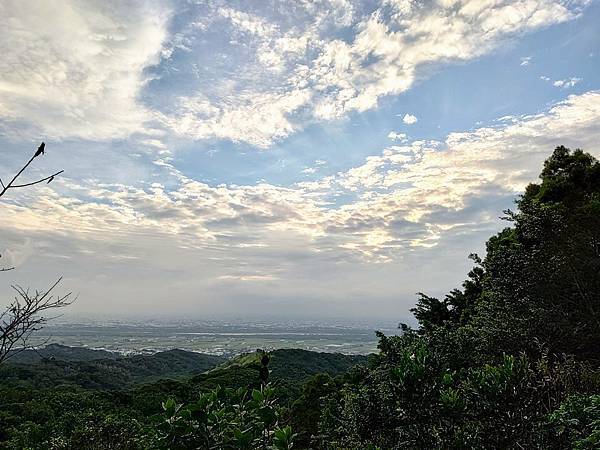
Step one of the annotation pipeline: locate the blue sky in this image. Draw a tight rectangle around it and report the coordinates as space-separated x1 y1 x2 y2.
0 0 599 321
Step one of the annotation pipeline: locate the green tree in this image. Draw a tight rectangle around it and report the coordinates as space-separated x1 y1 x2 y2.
318 147 600 449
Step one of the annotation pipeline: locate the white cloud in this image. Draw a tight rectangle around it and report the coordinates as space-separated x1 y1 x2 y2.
541 76 582 89
388 131 408 141
159 0 588 148
337 91 600 201
159 89 311 149
2 90 599 315
317 91 600 259
0 1 171 141
302 159 327 174
0 0 590 148
218 274 279 282
553 77 582 88
0 0 597 318
402 114 418 125
520 56 532 66
141 139 168 150
4 91 599 266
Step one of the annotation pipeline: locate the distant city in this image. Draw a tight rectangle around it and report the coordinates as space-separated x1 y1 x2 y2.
30 317 401 357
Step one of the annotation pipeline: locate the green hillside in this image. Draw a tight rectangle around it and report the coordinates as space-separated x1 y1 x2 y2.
204 348 367 380
7 343 119 363
0 348 225 389
192 348 368 401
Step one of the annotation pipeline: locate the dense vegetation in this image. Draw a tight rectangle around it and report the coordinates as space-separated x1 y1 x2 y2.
315 146 600 449
0 347 365 448
1 146 599 449
2 346 225 389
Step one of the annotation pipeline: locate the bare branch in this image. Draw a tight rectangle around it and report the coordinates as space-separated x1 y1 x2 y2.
10 170 64 189
1 142 65 272
0 278 74 365
0 142 63 198
0 142 72 361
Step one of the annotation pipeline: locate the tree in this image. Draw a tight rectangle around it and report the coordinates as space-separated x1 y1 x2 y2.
1 142 63 272
157 384 295 449
318 146 600 448
0 142 69 365
0 142 63 199
473 146 600 361
0 278 73 364
410 146 600 363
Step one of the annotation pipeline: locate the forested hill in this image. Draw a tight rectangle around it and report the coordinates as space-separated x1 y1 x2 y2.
191 348 368 401
0 347 226 389
0 346 368 448
7 343 119 363
0 346 366 391
202 348 368 382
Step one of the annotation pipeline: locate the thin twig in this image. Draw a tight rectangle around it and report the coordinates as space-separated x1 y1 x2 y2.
10 170 64 188
0 142 62 198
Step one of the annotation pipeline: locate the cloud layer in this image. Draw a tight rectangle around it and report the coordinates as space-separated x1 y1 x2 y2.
0 0 590 147
0 0 598 318
2 91 599 279
157 0 588 147
0 0 170 140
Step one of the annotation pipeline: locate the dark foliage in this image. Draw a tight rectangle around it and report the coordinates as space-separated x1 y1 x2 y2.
0 349 225 390
316 147 600 449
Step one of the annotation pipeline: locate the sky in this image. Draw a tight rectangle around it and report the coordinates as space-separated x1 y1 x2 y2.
0 0 599 322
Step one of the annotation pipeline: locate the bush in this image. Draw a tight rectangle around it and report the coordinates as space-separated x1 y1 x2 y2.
157 384 295 449
547 395 600 449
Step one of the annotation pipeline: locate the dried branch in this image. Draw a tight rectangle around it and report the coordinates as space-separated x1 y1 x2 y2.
0 278 74 365
0 141 71 359
1 142 64 271
0 142 63 198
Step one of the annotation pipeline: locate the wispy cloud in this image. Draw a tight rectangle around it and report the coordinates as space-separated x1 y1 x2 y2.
541 75 582 89
553 77 582 88
520 56 532 66
154 0 586 148
388 132 407 142
0 1 171 141
0 0 589 148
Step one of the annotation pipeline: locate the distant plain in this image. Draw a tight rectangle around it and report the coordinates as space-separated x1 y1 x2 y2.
28 319 398 357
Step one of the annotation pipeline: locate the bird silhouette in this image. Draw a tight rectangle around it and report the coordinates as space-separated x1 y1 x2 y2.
34 142 45 157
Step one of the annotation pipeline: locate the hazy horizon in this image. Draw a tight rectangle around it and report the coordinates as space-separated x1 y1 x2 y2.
1 0 599 321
